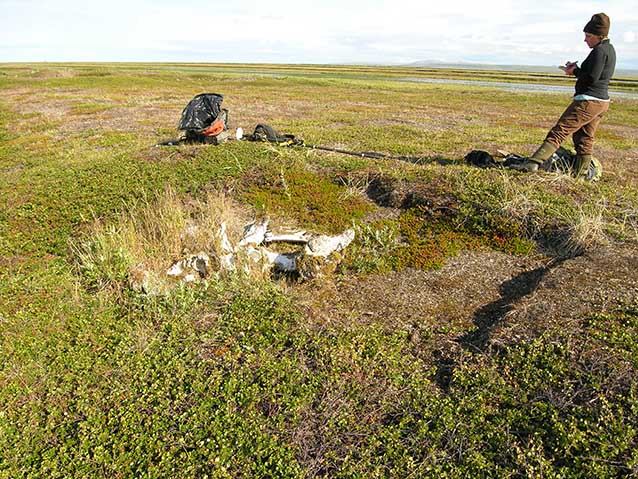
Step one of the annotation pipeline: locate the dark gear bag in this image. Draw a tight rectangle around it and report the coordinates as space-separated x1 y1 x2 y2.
549 148 602 181
246 124 302 145
464 150 498 168
465 148 601 181
501 148 603 180
178 93 229 143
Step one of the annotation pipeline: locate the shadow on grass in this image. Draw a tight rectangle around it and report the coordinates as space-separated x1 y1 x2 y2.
434 256 569 391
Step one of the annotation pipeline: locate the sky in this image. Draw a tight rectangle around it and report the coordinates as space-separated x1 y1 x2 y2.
2 0 637 69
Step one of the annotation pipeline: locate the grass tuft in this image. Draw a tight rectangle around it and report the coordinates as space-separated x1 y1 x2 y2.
558 201 610 257
70 187 258 297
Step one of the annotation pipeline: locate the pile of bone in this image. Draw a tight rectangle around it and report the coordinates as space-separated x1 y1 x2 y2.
166 219 355 283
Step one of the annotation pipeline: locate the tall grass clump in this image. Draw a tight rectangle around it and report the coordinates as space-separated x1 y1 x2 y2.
70 187 255 298
557 200 611 257
483 170 610 254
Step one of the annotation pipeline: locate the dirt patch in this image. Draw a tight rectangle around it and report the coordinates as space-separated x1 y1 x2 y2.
490 242 638 345
2 87 177 137
54 105 175 136
591 142 638 186
230 99 313 127
294 240 638 390
295 250 544 332
31 68 77 79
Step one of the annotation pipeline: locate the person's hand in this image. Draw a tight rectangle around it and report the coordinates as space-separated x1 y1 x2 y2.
564 61 577 75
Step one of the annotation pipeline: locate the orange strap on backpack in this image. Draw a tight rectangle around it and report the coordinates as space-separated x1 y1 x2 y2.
202 116 225 136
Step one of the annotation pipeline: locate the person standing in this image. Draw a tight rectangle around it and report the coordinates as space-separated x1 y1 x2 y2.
515 13 616 178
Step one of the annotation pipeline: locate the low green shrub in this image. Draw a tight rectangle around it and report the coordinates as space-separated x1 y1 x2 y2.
241 156 372 233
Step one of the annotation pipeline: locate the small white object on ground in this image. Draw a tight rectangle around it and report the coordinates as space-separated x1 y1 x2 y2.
239 219 269 246
305 229 355 257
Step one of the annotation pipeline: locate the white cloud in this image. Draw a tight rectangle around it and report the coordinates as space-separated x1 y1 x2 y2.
1 0 636 68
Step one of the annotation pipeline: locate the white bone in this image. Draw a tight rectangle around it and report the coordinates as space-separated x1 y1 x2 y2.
264 231 309 244
218 222 235 253
220 253 235 271
166 252 210 277
239 219 269 246
249 247 297 272
305 229 355 257
270 251 297 272
166 262 184 276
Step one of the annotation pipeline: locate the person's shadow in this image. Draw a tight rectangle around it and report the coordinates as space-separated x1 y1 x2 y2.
434 257 567 390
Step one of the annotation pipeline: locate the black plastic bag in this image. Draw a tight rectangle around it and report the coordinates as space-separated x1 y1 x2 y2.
178 93 224 132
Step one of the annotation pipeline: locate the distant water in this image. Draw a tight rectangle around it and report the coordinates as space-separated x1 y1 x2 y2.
400 77 638 99
151 65 638 99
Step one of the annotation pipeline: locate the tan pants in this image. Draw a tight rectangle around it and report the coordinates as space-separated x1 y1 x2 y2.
544 100 609 155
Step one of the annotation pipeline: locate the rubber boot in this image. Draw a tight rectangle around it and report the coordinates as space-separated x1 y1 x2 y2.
511 141 557 172
572 154 593 178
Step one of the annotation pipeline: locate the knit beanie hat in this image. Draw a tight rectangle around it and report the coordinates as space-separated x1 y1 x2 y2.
584 13 610 37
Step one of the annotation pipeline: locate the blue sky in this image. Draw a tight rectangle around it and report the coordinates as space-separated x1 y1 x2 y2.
2 0 637 69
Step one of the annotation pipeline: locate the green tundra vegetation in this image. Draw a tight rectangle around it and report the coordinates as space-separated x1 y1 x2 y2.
1 63 637 478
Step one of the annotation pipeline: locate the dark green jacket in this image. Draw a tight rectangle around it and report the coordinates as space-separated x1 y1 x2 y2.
574 39 616 100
